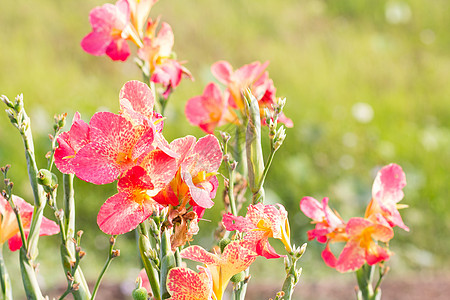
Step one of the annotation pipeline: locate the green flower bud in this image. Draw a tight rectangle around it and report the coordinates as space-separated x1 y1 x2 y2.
219 238 231 253
37 169 54 187
132 287 148 300
230 271 245 283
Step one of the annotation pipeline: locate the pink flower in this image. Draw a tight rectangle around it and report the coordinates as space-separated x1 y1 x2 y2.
0 194 59 251
72 111 155 185
322 215 394 273
81 0 133 61
153 135 222 217
365 164 409 231
55 112 90 174
138 21 192 98
128 0 159 38
151 59 193 99
299 197 346 243
223 203 292 258
185 83 239 134
181 242 256 300
211 60 293 127
118 80 177 158
97 149 178 234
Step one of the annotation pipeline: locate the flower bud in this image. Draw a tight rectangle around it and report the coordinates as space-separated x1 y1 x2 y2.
219 238 231 253
230 271 245 283
37 169 57 188
1 95 14 108
132 287 148 300
274 126 286 151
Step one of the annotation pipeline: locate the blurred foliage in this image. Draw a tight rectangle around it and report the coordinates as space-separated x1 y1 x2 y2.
1 0 449 297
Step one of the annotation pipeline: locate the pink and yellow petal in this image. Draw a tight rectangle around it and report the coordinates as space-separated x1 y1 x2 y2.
180 245 219 266
166 267 212 300
97 191 156 235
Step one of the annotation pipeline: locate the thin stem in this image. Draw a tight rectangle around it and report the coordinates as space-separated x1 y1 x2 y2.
255 147 276 195
138 223 161 300
91 236 118 300
0 247 13 300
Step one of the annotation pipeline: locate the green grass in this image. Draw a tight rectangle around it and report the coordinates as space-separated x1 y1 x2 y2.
1 0 449 297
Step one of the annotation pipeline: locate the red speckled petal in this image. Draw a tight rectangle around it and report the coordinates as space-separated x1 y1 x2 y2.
97 191 155 235
166 267 212 300
180 245 219 266
222 213 254 232
187 135 222 174
221 241 257 278
119 80 155 120
141 149 178 190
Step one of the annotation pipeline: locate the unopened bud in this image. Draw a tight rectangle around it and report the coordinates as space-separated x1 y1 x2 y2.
230 271 245 283
276 291 285 298
132 286 148 300
0 165 11 174
220 131 231 143
37 169 57 188
6 109 17 125
79 251 86 259
72 283 80 291
1 95 14 108
277 97 286 111
77 230 84 238
1 190 7 198
229 161 238 171
109 236 116 245
274 126 286 151
67 272 74 282
15 94 24 110
219 238 231 253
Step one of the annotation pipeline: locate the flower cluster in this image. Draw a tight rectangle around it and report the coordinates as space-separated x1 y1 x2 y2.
139 202 294 300
55 80 222 242
81 0 191 99
300 163 408 272
185 61 293 134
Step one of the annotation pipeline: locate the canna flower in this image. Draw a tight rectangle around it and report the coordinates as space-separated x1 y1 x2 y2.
54 112 90 174
0 194 59 251
81 0 137 61
222 203 292 258
118 80 177 157
138 21 192 98
72 111 155 185
365 163 409 231
211 60 293 127
128 0 159 38
181 241 256 300
185 83 239 134
300 196 346 243
322 214 394 273
153 135 222 218
97 149 178 234
166 267 213 300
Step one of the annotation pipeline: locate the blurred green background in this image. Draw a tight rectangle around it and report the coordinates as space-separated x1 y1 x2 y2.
1 0 449 298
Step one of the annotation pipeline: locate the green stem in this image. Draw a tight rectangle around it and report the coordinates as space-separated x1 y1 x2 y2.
19 248 44 300
91 236 117 300
59 174 91 300
138 224 161 300
356 265 375 300
0 247 13 300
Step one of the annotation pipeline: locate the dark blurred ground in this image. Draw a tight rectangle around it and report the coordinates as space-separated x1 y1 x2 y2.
42 272 450 300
